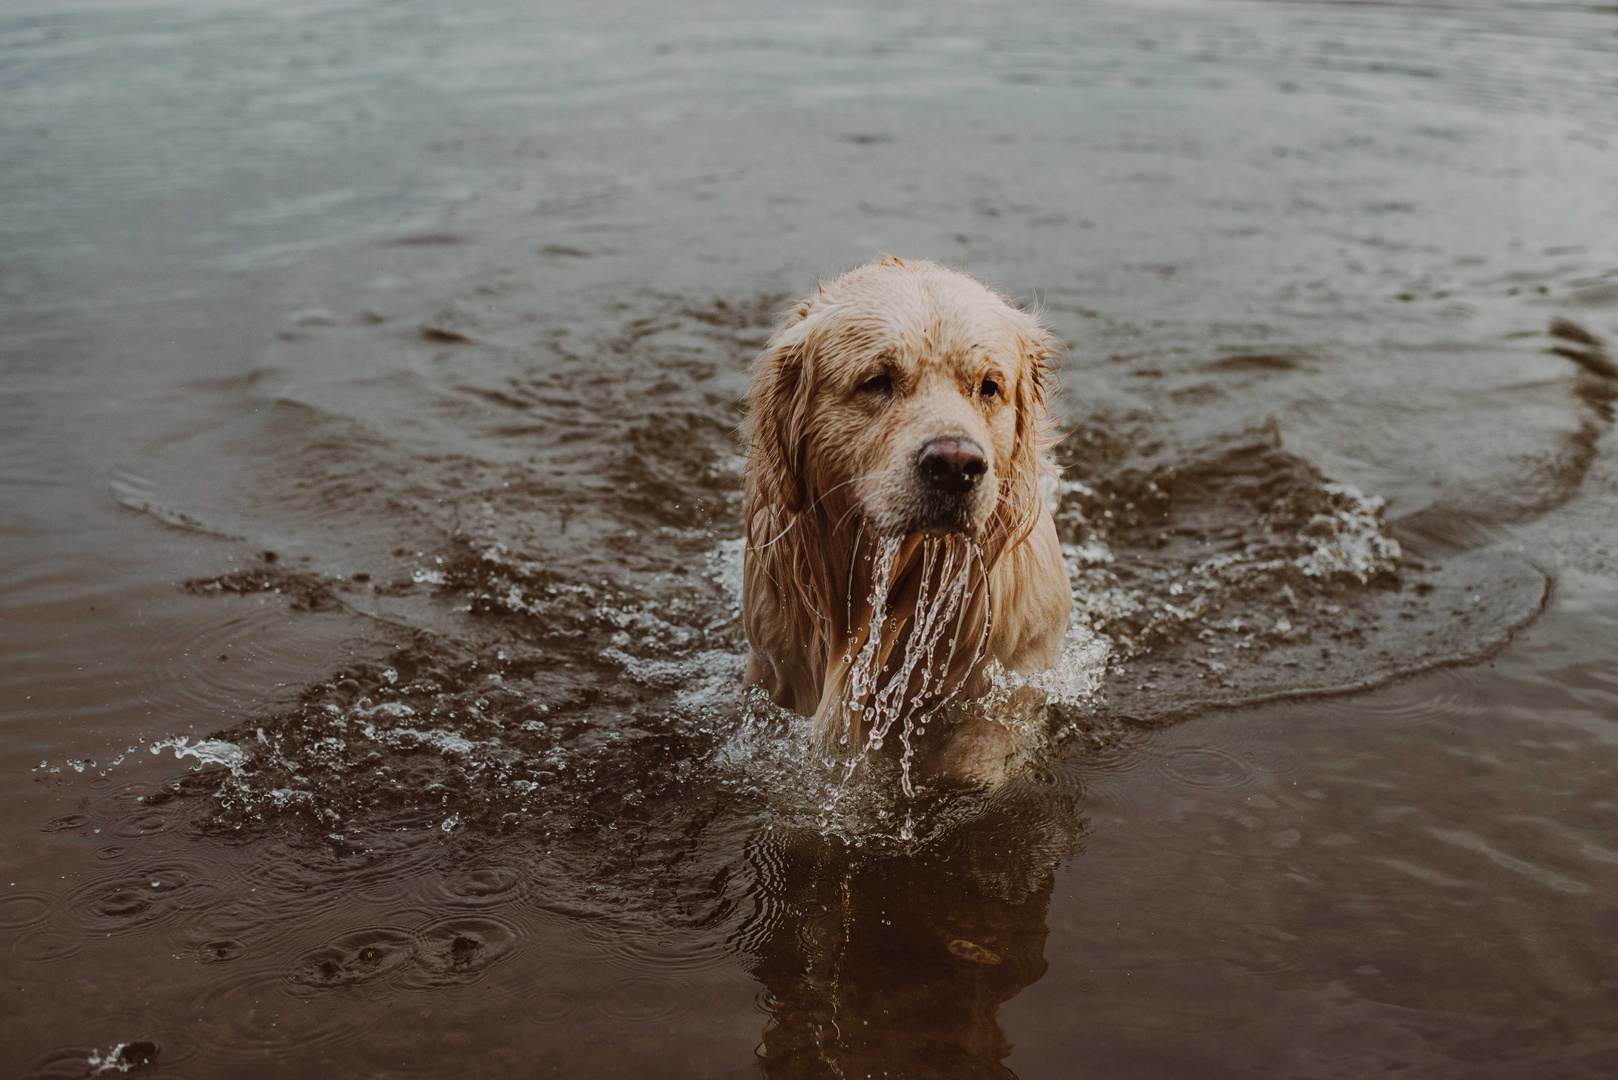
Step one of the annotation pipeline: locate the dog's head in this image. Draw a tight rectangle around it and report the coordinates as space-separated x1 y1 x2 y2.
747 257 1057 547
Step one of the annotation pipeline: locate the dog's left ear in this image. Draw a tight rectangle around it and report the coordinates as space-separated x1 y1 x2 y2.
1012 317 1059 467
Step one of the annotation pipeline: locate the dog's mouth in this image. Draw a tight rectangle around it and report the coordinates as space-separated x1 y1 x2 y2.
858 488 991 542
890 482 993 539
862 500 983 540
908 507 981 537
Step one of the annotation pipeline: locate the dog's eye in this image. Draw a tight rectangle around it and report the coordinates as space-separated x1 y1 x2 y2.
858 373 893 395
979 379 1000 399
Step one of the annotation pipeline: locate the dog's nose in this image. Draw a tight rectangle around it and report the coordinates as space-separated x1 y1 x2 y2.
916 437 987 495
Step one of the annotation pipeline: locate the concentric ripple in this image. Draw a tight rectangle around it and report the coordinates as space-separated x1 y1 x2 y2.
0 892 52 929
594 974 694 1024
61 861 220 938
1154 747 1260 791
397 914 524 989
285 926 418 995
431 866 527 908
180 965 352 1060
11 930 83 964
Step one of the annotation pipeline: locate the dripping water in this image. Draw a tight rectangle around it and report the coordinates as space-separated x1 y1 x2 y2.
826 533 991 809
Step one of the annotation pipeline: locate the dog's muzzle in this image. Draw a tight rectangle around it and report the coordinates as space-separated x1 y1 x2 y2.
900 436 989 533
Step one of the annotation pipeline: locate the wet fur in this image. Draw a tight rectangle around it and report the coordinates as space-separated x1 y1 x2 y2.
741 257 1072 785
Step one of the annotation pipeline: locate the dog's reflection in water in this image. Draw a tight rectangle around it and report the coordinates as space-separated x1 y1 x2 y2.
737 778 1083 1079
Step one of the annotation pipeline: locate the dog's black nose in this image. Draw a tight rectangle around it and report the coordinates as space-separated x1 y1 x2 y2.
916 437 987 495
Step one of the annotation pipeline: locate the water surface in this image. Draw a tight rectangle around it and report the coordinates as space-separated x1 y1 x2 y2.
3 0 1618 1075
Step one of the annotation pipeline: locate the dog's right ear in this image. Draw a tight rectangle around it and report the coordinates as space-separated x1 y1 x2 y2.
781 295 816 328
745 329 812 514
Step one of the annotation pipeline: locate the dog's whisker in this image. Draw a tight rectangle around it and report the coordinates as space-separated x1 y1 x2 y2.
790 469 887 527
749 512 798 552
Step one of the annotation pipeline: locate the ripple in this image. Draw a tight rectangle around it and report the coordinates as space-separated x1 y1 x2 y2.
252 835 439 912
351 870 424 906
62 861 219 937
137 603 333 720
178 896 286 960
1154 746 1258 790
1234 742 1301 776
86 783 158 826
183 965 350 1060
526 990 579 1023
1067 735 1156 813
594 974 691 1023
1288 668 1484 729
195 937 249 964
285 926 417 994
94 845 129 861
568 912 736 972
11 929 82 963
16 1009 199 1077
397 914 523 989
39 813 91 833
15 1046 98 1080
0 892 52 929
110 809 173 838
433 866 527 907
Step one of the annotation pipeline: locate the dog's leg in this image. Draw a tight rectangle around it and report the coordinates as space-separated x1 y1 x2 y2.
931 685 1047 786
811 656 855 756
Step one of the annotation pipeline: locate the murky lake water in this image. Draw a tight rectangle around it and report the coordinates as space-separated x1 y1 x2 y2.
4 0 1618 1075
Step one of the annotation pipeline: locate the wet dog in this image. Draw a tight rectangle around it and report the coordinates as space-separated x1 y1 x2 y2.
742 257 1072 785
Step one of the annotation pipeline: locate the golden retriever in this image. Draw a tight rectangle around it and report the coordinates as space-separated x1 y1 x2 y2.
742 257 1073 786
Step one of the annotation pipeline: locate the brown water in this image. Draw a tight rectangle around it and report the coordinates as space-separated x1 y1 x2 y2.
4 0 1618 1075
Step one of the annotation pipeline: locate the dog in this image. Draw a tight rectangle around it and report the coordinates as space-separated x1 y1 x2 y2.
742 257 1073 786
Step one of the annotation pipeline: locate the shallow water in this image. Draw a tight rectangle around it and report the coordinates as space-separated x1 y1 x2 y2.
3 0 1618 1075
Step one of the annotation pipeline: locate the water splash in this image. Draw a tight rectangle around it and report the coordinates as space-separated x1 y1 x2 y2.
1293 483 1403 583
824 534 991 804
150 736 249 776
980 622 1110 712
146 420 1442 857
87 1041 159 1075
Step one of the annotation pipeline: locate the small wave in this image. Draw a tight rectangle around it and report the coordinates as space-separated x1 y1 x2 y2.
122 411 1546 935
107 466 243 541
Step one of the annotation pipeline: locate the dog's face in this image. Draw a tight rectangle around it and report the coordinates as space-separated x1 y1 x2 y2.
817 308 1017 538
749 259 1053 541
